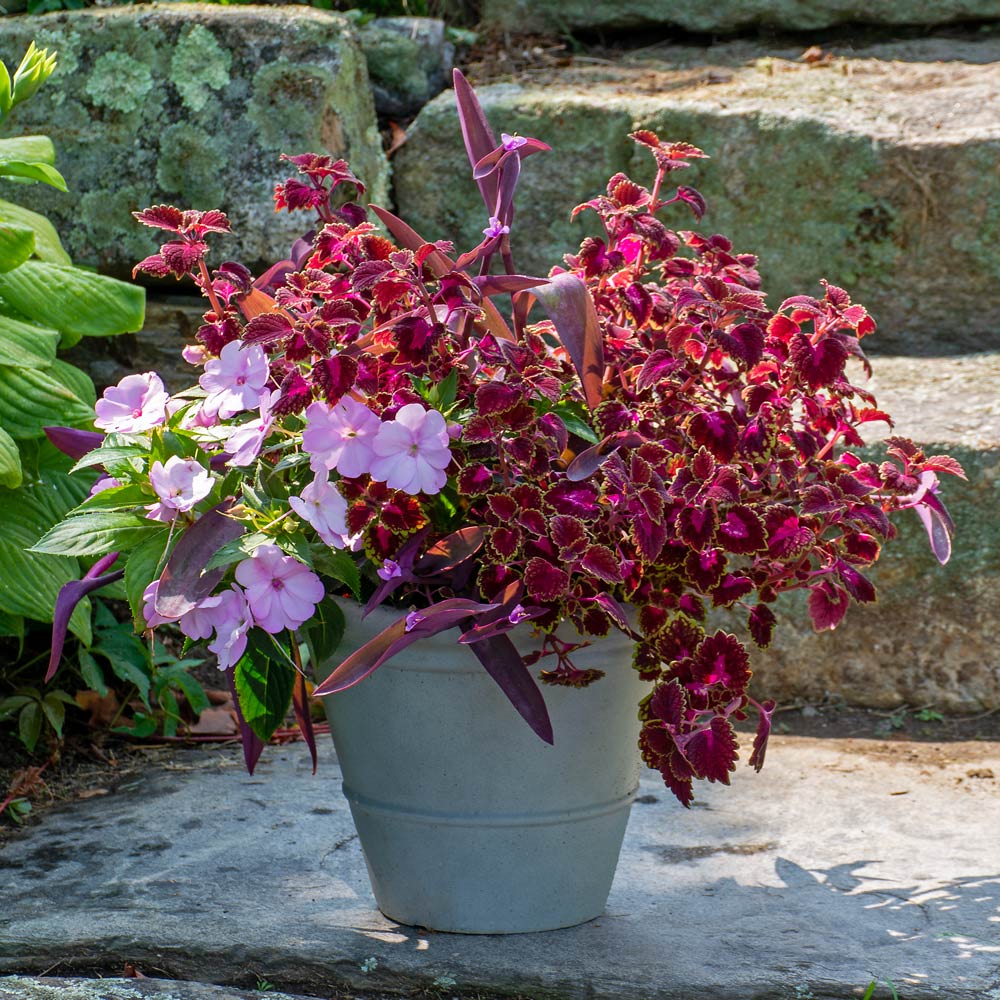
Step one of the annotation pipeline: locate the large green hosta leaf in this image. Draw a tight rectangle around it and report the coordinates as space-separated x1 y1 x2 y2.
0 425 22 488
0 363 94 438
0 262 144 341
0 198 70 265
0 313 59 368
0 472 92 642
0 223 34 273
0 135 55 166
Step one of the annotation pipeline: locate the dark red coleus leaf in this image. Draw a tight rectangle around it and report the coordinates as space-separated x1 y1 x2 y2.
835 560 876 603
687 410 739 463
684 547 727 591
748 604 777 648
748 699 777 771
650 677 686 727
789 332 849 389
160 240 209 276
311 355 358 406
683 716 739 784
476 381 523 415
271 370 313 417
807 581 850 631
711 574 754 608
524 557 570 602
244 311 294 346
690 631 751 693
677 505 717 550
581 544 623 583
717 505 766 555
133 204 185 232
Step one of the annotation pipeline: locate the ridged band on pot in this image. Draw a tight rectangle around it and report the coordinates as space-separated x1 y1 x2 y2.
321 598 646 933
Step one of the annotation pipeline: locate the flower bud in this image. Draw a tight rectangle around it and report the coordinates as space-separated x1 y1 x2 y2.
11 42 57 109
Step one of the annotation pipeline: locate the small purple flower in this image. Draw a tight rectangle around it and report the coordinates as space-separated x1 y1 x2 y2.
200 340 270 419
377 558 402 582
483 216 510 240
501 133 527 151
234 543 325 634
405 611 425 633
94 372 169 434
508 604 530 625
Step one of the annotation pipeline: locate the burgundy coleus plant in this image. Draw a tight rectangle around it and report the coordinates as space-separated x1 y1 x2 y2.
38 70 963 806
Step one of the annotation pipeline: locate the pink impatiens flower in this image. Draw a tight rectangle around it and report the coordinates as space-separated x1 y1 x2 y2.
185 586 253 671
226 389 275 467
200 340 270 419
94 372 169 433
146 455 213 522
142 579 178 629
234 543 325 634
302 396 380 478
370 403 452 495
289 472 350 548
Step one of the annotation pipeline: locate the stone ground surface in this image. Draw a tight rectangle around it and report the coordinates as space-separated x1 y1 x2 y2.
396 37 1000 353
1 740 998 1000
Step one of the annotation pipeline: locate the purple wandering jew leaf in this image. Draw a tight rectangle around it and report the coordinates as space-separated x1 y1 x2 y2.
494 152 521 226
473 274 548 297
292 670 318 775
567 431 645 482
155 503 246 618
530 273 604 410
453 69 499 216
46 555 124 682
44 426 105 461
588 593 640 640
226 665 265 775
313 599 500 697
472 146 506 179
368 205 455 278
414 525 486 575
467 633 554 745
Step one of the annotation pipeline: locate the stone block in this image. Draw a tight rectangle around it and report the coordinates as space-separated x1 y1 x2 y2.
480 0 1000 35
393 40 1000 353
359 16 453 119
0 5 389 278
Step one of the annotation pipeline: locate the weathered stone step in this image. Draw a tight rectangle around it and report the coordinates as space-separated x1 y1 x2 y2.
0 6 389 278
752 354 1000 712
480 0 1000 35
394 39 1000 353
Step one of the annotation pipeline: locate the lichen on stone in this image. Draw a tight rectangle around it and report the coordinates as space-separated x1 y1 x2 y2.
155 122 224 207
170 23 232 113
85 52 154 113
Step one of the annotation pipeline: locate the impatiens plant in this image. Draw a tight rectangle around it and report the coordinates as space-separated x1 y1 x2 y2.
37 71 962 804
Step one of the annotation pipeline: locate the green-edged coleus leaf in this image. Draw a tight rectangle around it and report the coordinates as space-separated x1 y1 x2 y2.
233 631 296 743
30 511 160 557
0 312 60 368
0 262 145 341
0 363 95 438
0 223 34 272
0 425 21 488
0 472 92 641
0 198 71 264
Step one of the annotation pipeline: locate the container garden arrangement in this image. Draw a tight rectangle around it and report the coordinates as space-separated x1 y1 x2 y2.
38 70 962 933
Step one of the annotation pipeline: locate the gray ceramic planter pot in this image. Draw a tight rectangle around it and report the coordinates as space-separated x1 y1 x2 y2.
321 599 647 933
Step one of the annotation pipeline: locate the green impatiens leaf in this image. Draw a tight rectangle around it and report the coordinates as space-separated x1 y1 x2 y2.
0 223 34 272
30 511 161 557
0 363 95 439
0 198 71 264
0 425 21 488
124 527 175 630
0 261 145 341
234 637 296 743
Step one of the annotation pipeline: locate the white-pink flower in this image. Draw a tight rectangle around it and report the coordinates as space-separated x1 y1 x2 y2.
302 397 380 478
94 372 169 434
185 586 253 670
146 455 213 522
234 543 325 634
89 475 121 497
141 580 178 629
226 389 275 467
370 403 452 495
289 472 350 548
200 340 270 419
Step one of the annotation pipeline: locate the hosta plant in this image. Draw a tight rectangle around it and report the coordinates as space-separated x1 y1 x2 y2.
39 71 962 805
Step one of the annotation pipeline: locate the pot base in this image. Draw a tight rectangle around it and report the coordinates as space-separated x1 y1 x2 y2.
345 784 635 934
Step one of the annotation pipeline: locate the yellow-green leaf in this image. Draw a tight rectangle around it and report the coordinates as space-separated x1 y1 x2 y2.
0 198 70 264
0 223 34 272
0 425 21 488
